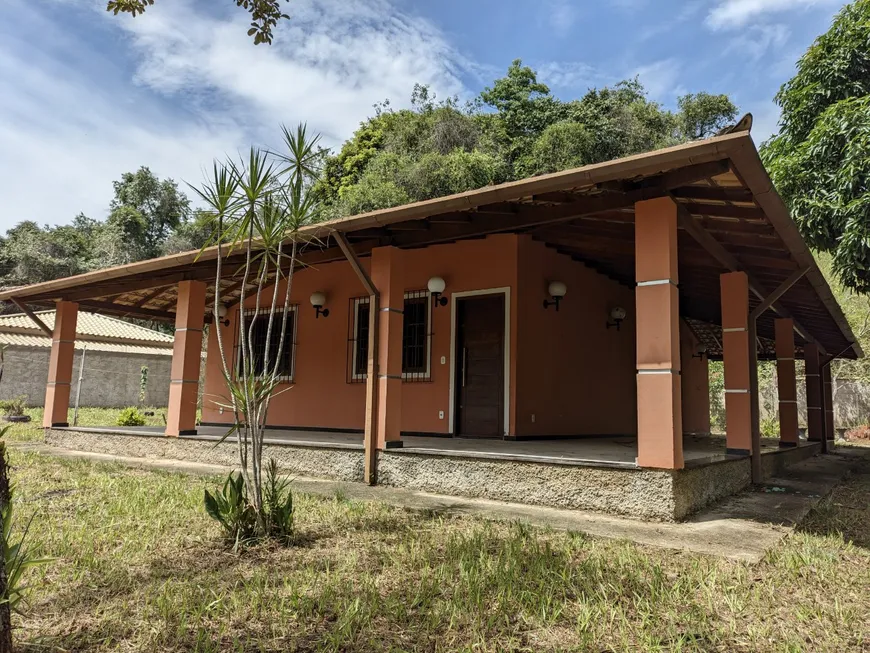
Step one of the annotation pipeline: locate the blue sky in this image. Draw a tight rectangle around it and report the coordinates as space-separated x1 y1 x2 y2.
0 0 847 230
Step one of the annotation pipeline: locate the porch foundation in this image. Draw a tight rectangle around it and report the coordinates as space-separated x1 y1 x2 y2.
44 427 820 522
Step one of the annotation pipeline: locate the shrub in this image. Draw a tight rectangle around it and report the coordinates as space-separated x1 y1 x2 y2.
204 458 294 548
760 417 780 439
0 397 26 418
844 424 870 442
116 407 146 427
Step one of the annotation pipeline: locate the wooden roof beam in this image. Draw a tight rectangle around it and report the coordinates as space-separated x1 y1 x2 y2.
9 298 53 337
673 198 822 352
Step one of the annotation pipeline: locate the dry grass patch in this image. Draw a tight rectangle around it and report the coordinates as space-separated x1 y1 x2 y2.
5 439 870 651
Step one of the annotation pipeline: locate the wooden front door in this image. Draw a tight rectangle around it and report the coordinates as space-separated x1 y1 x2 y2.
455 294 505 437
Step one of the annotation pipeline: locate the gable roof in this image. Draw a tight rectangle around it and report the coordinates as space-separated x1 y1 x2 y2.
0 310 174 356
0 131 859 359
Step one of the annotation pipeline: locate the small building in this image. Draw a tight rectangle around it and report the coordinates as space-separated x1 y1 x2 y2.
0 131 860 520
0 310 173 408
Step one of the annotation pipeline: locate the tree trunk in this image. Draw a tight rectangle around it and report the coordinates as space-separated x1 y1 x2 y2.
0 442 13 653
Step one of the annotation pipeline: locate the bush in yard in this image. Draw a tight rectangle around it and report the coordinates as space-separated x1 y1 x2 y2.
0 397 26 418
205 459 293 548
844 424 870 442
116 407 146 427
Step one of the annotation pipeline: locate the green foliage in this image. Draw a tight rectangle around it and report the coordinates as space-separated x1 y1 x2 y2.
116 407 147 427
677 92 739 140
319 62 738 218
762 0 870 293
0 427 51 617
0 167 197 289
204 459 293 547
106 0 290 44
138 366 149 406
0 397 26 418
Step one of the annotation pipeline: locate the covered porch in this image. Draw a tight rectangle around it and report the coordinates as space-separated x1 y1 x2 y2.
2 129 859 516
46 424 820 468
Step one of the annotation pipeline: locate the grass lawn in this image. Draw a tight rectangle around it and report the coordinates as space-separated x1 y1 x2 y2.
4 416 870 652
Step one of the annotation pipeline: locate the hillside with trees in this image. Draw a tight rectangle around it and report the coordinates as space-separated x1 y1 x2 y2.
316 61 737 219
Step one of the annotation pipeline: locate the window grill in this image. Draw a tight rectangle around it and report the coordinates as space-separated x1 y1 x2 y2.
235 306 297 383
347 291 432 384
347 296 370 383
402 290 432 382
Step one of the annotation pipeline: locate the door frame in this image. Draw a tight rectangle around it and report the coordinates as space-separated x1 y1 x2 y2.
448 287 511 436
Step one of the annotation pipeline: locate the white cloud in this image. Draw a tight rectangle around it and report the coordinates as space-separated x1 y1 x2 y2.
706 0 839 30
544 0 580 38
0 0 474 228
537 61 602 90
724 23 790 61
632 59 682 100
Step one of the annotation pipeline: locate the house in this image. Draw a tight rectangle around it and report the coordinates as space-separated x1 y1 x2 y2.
0 310 173 408
0 130 859 520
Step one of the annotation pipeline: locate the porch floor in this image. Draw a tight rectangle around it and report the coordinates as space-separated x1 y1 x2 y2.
56 425 806 469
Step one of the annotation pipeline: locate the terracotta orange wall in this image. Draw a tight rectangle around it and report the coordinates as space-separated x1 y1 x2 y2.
202 235 520 434
679 321 711 435
201 234 712 438
514 237 637 436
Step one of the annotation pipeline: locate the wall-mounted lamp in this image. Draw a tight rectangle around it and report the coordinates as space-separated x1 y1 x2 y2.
310 291 330 319
606 306 626 331
543 281 567 311
428 276 448 307
692 345 708 360
214 304 230 327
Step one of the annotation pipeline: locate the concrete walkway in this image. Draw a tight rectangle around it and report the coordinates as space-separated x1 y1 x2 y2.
13 441 869 563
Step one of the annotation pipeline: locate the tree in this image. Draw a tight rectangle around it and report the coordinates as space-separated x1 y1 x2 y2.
0 220 91 286
762 0 870 293
109 167 191 261
318 61 739 218
677 92 738 141
106 0 290 44
196 125 320 543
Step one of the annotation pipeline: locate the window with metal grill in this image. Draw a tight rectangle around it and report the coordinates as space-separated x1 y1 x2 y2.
347 291 431 382
402 293 429 378
236 307 297 382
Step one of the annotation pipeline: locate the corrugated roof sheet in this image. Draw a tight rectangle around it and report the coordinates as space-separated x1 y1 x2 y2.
0 332 172 356
0 310 174 345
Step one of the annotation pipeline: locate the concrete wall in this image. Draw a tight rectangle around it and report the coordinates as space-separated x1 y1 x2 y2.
0 346 172 408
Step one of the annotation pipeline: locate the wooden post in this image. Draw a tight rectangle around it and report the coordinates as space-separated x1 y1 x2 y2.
335 232 381 484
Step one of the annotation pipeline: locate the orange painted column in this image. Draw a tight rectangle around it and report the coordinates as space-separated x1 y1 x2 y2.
43 301 79 428
370 247 404 449
720 271 751 455
805 343 823 442
635 197 683 469
775 318 799 447
822 364 835 441
165 280 206 436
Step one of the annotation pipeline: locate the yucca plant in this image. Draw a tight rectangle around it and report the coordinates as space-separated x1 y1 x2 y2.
0 425 51 651
193 124 321 541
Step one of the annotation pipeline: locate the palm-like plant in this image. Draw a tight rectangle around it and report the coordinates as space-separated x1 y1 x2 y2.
193 124 322 537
